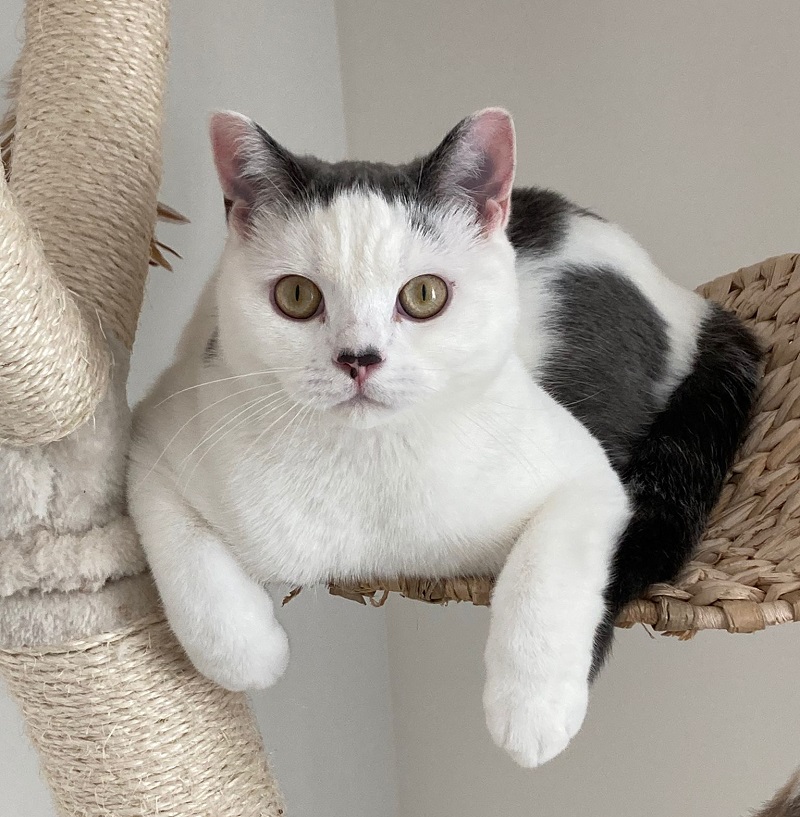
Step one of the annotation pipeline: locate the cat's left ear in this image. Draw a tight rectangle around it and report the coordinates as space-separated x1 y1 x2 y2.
209 111 303 235
422 108 516 236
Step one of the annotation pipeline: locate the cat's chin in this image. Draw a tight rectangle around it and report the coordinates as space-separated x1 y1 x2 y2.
328 394 398 428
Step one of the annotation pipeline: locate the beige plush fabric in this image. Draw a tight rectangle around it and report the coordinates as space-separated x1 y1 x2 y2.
0 574 158 650
0 517 145 599
0 341 147 647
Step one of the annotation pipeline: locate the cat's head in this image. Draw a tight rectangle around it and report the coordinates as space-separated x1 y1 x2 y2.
210 108 518 427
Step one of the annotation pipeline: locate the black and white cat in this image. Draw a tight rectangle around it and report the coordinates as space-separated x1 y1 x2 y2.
128 109 760 767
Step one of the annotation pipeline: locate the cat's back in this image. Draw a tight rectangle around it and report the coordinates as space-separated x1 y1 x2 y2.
509 187 710 468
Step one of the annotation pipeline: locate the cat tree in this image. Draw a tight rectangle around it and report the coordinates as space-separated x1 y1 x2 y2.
0 1 798 815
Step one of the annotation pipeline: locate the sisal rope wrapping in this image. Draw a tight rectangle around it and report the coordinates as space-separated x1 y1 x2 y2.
328 254 800 637
0 168 111 447
11 0 167 351
0 616 284 817
0 0 169 447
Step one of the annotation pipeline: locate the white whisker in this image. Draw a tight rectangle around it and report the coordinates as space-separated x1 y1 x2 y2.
258 403 310 466
131 383 281 491
176 392 282 474
153 368 301 407
241 400 304 463
178 393 292 489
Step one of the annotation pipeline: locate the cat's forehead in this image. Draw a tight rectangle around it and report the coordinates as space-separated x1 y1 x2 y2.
310 191 410 251
288 191 430 287
248 182 475 291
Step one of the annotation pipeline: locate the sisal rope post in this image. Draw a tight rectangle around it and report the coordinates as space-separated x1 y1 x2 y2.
0 1 285 814
0 132 110 447
10 0 165 349
0 619 284 817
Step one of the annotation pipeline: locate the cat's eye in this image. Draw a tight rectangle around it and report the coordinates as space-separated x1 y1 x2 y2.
273 275 323 320
398 275 449 320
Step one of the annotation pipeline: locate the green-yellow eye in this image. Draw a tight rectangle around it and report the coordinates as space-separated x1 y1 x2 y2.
398 275 449 320
274 275 323 320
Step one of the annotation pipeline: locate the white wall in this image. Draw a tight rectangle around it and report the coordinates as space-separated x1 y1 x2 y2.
0 2 398 815
333 1 800 814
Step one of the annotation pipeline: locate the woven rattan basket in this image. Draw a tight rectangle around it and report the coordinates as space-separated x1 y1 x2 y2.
328 253 800 637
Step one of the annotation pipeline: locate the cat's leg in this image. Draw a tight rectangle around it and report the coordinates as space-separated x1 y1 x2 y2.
483 471 629 767
129 477 289 691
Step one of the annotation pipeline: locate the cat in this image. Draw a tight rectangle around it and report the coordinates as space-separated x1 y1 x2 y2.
128 107 761 768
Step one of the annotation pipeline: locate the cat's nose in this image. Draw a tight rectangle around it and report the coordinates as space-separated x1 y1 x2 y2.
336 349 384 381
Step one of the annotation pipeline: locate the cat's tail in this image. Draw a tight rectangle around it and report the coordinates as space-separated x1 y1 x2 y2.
751 769 800 817
592 302 763 676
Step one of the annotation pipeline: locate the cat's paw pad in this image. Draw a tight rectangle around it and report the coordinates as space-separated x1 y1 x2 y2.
483 675 588 768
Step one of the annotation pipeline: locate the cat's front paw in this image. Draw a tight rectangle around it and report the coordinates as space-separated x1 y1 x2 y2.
483 671 588 768
174 586 290 692
190 617 290 692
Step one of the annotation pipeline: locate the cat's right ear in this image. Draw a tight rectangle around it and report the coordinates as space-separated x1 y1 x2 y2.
421 108 516 237
209 111 303 234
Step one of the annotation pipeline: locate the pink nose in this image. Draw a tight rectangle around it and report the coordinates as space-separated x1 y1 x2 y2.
335 350 383 382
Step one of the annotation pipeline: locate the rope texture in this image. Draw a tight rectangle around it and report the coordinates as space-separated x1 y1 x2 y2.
12 0 166 350
329 254 800 636
0 0 168 446
0 616 285 817
0 170 111 446
1 3 285 814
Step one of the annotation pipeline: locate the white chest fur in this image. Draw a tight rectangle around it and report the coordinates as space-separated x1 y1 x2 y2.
142 356 608 586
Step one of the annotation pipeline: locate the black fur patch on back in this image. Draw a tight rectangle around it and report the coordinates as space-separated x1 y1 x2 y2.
591 303 762 676
507 188 576 256
536 264 670 470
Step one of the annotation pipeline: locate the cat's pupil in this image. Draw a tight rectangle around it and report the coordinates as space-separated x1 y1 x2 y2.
422 283 427 301
295 284 300 302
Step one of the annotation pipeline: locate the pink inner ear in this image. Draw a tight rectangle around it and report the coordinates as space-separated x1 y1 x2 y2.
462 108 516 234
209 112 256 205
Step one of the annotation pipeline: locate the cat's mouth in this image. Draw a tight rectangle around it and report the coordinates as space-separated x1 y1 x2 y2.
338 393 387 409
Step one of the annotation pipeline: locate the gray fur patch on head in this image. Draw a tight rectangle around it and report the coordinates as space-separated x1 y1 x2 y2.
235 110 518 241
